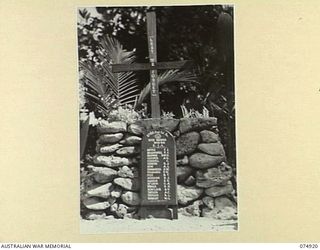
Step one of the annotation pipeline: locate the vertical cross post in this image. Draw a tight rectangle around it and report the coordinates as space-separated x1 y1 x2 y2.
111 11 193 118
146 11 161 118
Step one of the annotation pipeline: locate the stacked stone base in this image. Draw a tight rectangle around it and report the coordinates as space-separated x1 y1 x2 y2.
80 118 237 220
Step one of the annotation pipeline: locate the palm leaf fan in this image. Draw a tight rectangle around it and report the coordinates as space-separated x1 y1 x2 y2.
99 36 140 107
136 69 198 107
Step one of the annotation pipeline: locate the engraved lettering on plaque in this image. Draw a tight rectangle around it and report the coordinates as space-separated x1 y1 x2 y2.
141 129 177 206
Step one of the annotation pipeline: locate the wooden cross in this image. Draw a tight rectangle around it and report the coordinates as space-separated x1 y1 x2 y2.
112 11 193 118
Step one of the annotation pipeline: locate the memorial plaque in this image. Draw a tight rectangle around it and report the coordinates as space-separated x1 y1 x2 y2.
141 129 177 206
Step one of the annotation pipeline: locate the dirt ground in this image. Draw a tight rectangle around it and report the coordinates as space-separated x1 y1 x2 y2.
80 216 238 233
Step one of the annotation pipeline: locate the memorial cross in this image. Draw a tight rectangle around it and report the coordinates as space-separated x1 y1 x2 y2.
111 11 193 118
112 10 193 220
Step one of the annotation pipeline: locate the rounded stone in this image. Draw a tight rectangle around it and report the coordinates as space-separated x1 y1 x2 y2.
202 196 215 209
82 197 116 210
93 155 133 168
176 131 200 156
184 175 196 186
110 203 128 218
179 117 217 134
110 185 122 198
178 200 203 217
97 143 122 154
215 196 236 209
198 142 225 156
87 165 118 183
177 156 189 166
128 123 146 136
98 133 123 144
85 211 107 220
135 119 179 133
116 146 140 156
195 162 232 188
117 166 134 178
189 153 225 169
202 207 237 220
120 136 142 145
86 183 113 199
114 177 140 191
200 130 219 143
121 191 141 206
177 185 203 205
205 181 233 197
97 121 127 134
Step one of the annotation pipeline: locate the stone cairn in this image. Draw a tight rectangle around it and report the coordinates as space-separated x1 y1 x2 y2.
81 117 237 220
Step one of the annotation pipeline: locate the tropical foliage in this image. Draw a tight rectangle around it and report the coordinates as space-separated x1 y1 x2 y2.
80 34 198 117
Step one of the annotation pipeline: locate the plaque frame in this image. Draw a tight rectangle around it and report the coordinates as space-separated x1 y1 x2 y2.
140 129 177 207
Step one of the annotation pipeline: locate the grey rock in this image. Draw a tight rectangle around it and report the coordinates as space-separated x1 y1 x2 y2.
85 211 107 220
87 165 118 183
179 117 217 134
198 142 225 156
114 177 140 191
121 191 140 206
178 200 203 217
120 135 142 145
110 185 122 198
128 123 146 136
157 119 180 132
200 130 219 143
176 131 200 156
202 207 237 220
98 133 123 144
177 166 193 183
177 156 189 165
97 120 127 134
177 185 203 205
93 155 133 168
110 203 128 218
189 153 225 169
215 196 236 209
97 143 122 154
116 146 140 156
184 175 196 186
86 183 113 199
118 166 139 179
202 196 215 209
205 181 233 197
82 197 116 210
117 166 134 178
195 162 232 188
135 118 179 133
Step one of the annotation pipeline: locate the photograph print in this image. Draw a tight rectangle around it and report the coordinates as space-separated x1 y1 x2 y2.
78 5 237 233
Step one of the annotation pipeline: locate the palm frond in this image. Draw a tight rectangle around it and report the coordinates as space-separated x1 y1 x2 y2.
80 35 140 115
136 69 198 107
99 36 139 107
100 36 136 64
